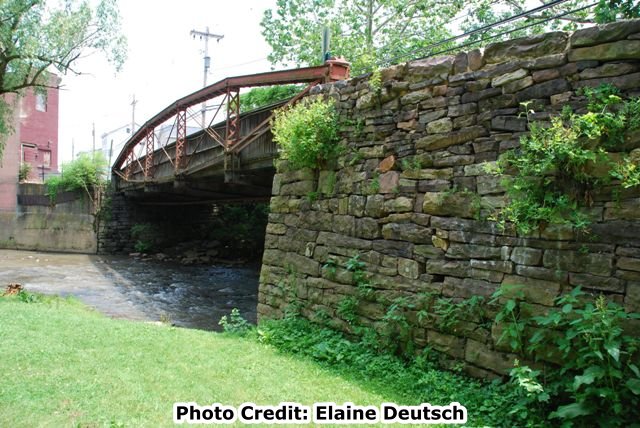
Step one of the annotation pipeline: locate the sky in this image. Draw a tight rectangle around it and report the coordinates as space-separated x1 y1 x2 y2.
58 0 277 163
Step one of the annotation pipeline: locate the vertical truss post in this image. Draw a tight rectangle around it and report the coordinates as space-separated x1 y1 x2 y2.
144 128 155 179
225 88 240 147
124 150 135 180
175 109 187 172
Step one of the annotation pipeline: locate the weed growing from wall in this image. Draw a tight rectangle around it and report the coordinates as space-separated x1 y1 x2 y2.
272 98 341 170
494 85 640 234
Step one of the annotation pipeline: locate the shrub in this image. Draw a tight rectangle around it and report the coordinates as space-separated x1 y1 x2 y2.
495 286 640 427
271 98 341 169
18 162 31 181
218 308 252 335
45 153 107 202
494 85 640 234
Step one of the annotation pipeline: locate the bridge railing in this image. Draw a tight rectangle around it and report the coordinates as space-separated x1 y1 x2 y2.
112 59 350 185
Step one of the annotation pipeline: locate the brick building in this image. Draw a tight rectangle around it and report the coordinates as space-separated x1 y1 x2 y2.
0 74 60 211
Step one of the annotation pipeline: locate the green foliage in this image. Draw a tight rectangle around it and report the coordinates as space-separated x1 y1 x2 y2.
0 0 127 159
336 296 359 324
369 69 382 93
239 85 302 113
260 1 634 76
258 316 531 426
130 223 157 253
496 287 640 427
18 162 31 181
401 157 422 172
261 0 459 75
272 98 341 170
495 87 640 234
369 173 380 193
218 308 253 336
45 153 107 203
207 203 269 259
434 295 485 332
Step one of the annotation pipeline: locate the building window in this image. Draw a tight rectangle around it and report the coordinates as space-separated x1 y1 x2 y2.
41 150 51 168
35 93 47 112
21 143 37 162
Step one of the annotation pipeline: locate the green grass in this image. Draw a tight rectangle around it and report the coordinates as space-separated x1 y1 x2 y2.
0 295 406 427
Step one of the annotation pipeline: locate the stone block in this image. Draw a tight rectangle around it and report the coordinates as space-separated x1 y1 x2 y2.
405 56 455 81
569 40 640 62
484 32 568 64
282 252 320 276
579 62 639 80
372 240 414 258
446 243 502 260
414 244 445 259
355 218 380 239
465 339 517 375
422 192 480 219
570 20 640 47
501 275 561 306
427 330 466 359
448 102 478 117
402 167 453 180
532 68 560 83
317 232 372 250
378 171 400 194
365 195 387 218
398 258 421 279
426 117 453 134
542 250 613 276
381 222 432 243
491 116 527 132
383 196 414 213
618 257 640 272
604 198 640 220
569 272 624 293
502 76 534 94
418 109 447 123
416 126 488 151
515 78 570 102
266 223 287 235
426 259 469 277
470 259 514 273
491 68 528 87
511 247 543 266
476 175 505 195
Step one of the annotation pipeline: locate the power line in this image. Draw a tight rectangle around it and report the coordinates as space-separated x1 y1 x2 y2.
424 2 597 60
375 0 575 69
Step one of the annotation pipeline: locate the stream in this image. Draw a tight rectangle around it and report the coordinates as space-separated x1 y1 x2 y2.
0 249 259 331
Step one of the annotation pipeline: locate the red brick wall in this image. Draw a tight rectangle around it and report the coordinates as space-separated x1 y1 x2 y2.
19 76 60 175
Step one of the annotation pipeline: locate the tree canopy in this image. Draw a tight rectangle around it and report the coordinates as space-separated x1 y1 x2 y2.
261 0 638 76
0 0 127 158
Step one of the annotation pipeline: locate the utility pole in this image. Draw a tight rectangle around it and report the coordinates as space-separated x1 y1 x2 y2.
190 27 224 127
130 94 138 133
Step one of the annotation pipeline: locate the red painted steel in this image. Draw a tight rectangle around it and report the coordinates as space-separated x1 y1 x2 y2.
175 109 187 171
225 88 240 145
144 128 155 179
113 60 350 172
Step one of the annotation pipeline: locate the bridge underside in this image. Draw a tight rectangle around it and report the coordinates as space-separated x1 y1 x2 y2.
119 166 274 205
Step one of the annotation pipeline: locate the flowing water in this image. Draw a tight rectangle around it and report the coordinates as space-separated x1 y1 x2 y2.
0 249 259 331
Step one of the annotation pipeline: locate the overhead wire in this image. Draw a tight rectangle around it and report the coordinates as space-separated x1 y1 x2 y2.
372 0 580 70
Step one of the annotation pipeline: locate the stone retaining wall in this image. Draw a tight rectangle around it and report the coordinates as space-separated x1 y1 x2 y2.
258 20 640 378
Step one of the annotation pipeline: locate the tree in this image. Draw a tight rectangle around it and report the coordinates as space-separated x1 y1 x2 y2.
261 0 464 76
0 0 127 159
261 0 638 76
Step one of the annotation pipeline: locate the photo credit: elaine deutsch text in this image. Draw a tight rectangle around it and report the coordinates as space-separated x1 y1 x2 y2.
173 401 467 424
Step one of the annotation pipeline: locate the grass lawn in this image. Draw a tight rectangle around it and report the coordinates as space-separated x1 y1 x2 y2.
0 295 434 427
